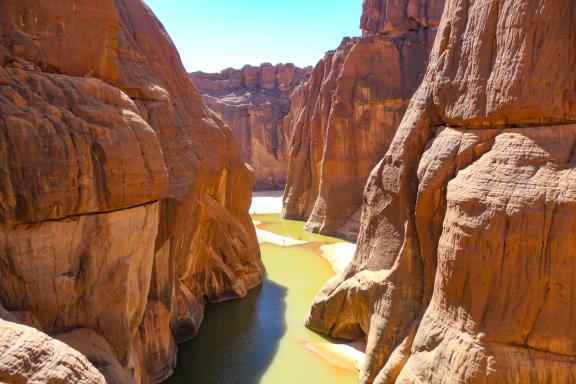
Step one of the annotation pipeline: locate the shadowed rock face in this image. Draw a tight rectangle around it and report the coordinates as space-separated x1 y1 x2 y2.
0 0 262 382
306 0 576 383
282 0 444 240
190 64 311 190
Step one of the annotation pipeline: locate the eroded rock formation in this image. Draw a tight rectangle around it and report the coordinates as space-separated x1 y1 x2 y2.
0 0 262 382
307 0 576 382
191 64 311 190
0 318 105 384
282 0 444 240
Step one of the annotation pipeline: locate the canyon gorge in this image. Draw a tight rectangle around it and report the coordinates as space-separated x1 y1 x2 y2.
0 0 575 383
190 64 311 190
282 0 444 240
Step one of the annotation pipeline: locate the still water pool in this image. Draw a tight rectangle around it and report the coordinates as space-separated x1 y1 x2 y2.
167 213 358 384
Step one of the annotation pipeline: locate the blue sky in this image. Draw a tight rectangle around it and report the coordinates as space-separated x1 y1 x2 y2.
143 0 362 73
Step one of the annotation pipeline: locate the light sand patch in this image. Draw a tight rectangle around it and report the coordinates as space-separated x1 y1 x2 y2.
306 341 366 372
255 228 308 246
320 243 356 274
252 219 307 246
250 190 283 214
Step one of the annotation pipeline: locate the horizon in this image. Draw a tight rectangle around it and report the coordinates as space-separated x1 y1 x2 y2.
143 0 362 73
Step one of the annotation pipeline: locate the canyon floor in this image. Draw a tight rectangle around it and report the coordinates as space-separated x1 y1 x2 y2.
166 191 363 383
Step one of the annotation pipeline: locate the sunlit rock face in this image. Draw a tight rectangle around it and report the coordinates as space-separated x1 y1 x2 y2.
0 0 262 382
190 64 311 190
0 319 106 384
282 0 444 240
307 0 576 383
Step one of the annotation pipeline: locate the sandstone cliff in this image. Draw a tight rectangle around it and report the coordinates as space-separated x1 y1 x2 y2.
0 0 262 383
190 64 311 190
307 0 576 382
282 0 444 240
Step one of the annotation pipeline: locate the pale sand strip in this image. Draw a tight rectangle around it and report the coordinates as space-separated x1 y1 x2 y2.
250 192 307 246
251 193 357 272
319 243 356 274
306 341 366 372
249 190 284 214
252 219 308 246
255 227 308 246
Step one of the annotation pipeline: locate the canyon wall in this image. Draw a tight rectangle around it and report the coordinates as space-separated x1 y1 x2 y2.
307 0 576 383
0 0 262 383
0 316 106 384
282 0 444 240
191 64 311 190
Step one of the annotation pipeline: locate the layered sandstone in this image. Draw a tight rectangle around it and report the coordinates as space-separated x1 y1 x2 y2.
282 0 444 240
190 64 311 190
0 0 262 383
307 0 576 383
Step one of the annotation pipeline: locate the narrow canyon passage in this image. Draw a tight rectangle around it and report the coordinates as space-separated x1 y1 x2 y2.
167 192 361 383
2 0 574 382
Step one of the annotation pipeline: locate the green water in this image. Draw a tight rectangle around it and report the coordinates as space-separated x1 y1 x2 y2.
167 213 357 384
252 213 348 244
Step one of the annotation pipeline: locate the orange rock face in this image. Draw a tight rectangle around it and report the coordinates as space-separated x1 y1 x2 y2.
0 320 106 384
282 0 444 240
0 0 262 382
190 64 311 190
307 0 576 382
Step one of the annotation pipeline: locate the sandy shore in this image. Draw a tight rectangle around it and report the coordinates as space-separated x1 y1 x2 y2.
254 222 308 246
251 191 308 246
320 243 357 274
251 191 357 272
249 190 284 215
306 341 366 372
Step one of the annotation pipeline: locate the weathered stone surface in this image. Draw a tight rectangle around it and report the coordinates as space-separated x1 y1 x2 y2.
0 203 160 379
0 0 262 382
191 64 311 190
0 65 168 224
361 0 444 34
307 0 576 382
0 320 105 384
56 328 134 384
282 0 444 240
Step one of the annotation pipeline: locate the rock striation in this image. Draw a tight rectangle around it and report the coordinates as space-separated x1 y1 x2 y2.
0 0 262 383
282 0 444 240
307 0 576 383
191 64 311 190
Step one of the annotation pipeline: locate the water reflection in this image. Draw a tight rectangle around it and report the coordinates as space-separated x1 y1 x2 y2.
168 213 357 384
166 279 287 384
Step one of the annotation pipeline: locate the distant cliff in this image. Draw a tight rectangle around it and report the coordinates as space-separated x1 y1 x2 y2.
282 0 443 240
191 63 311 190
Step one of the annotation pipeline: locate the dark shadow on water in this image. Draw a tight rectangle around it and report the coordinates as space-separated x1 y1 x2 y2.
166 276 287 384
